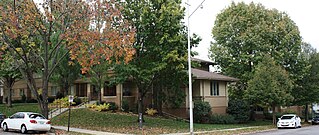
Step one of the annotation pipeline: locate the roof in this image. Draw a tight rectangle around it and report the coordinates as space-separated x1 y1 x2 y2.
191 58 215 65
191 68 239 82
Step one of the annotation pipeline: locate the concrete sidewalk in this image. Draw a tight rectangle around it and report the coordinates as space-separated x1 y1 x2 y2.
53 126 269 135
53 126 132 135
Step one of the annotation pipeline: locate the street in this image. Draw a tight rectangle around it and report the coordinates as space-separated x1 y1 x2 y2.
0 130 54 135
249 125 319 135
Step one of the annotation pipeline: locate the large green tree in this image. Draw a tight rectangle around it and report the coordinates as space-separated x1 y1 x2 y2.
121 0 192 123
245 55 293 125
0 51 21 107
209 2 302 98
294 43 319 122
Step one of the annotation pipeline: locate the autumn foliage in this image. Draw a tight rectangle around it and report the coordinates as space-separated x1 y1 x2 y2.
0 0 135 117
0 0 135 72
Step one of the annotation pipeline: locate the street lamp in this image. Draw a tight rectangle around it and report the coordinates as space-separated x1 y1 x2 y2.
186 0 205 135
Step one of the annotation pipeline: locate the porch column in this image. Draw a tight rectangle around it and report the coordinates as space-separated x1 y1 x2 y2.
87 84 91 101
116 84 123 108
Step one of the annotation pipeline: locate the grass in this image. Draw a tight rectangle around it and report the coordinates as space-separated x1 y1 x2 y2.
51 108 273 134
0 103 40 116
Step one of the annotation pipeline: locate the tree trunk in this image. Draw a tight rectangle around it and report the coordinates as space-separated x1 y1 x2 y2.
305 103 309 123
41 76 49 118
249 105 255 121
98 87 102 104
138 91 144 122
272 105 276 125
7 88 12 107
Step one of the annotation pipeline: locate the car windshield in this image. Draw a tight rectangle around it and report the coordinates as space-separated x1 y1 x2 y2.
29 114 46 119
281 116 294 119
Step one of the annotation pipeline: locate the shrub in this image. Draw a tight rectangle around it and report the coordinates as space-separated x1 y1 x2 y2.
122 100 129 112
87 103 110 112
209 114 237 124
227 99 250 123
145 108 157 116
51 97 75 108
106 102 118 111
26 99 38 103
21 95 26 103
55 91 64 99
72 97 82 106
47 97 55 103
193 100 212 123
130 103 138 114
94 103 110 112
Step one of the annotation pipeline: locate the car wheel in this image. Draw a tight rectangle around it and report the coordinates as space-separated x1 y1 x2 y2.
21 125 28 134
2 123 8 132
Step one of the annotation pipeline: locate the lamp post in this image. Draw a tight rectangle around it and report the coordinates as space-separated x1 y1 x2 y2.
186 0 205 134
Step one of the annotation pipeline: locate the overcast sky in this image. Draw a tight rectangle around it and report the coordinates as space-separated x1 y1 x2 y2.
183 0 319 60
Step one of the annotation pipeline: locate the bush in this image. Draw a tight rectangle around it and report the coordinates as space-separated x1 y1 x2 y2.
193 100 212 123
26 99 38 103
106 102 118 111
227 99 249 123
51 97 75 108
209 114 237 124
122 100 129 112
130 103 138 114
21 95 26 103
47 97 55 103
87 103 110 112
72 97 82 106
55 91 64 99
145 108 157 116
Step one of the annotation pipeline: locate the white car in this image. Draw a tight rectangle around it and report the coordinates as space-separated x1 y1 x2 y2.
277 114 301 129
1 112 51 134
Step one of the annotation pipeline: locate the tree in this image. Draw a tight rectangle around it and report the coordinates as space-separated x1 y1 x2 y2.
0 0 134 118
293 43 319 122
121 0 192 123
0 51 21 107
245 55 293 125
50 50 81 97
88 61 114 104
209 2 302 98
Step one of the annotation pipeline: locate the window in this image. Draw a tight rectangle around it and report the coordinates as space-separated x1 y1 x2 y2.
104 82 116 96
75 83 87 97
210 81 219 96
20 89 25 96
123 81 132 96
51 86 58 96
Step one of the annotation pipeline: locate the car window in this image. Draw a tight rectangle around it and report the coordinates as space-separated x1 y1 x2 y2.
0 115 5 119
281 116 294 119
29 114 46 119
10 113 19 119
18 113 25 119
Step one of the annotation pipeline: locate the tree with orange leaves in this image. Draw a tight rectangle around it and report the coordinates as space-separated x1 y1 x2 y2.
0 0 134 118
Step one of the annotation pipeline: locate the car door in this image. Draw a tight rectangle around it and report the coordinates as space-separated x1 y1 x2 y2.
15 113 25 130
297 116 301 126
6 113 19 130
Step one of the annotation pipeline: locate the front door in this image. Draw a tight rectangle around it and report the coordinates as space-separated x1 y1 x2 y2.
90 85 99 100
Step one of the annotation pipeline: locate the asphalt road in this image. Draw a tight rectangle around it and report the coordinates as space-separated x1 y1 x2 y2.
0 129 54 135
249 125 319 135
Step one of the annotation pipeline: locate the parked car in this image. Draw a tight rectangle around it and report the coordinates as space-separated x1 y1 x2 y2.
1 112 51 134
277 114 301 129
312 116 319 125
0 113 6 127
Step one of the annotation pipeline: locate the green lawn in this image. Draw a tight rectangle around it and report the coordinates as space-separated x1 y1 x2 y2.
51 108 272 134
0 103 40 116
